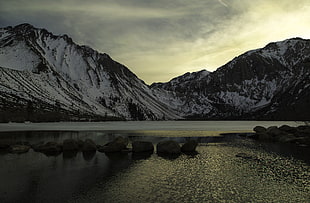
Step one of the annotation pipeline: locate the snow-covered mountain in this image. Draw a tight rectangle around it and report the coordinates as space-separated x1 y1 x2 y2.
1 24 309 121
152 38 310 120
0 24 180 122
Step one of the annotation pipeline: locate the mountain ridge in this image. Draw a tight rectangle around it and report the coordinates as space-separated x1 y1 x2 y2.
151 37 310 120
0 23 180 122
0 24 309 121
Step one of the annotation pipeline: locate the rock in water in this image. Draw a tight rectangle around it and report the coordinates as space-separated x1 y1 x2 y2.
181 140 198 152
266 126 284 137
253 126 267 133
32 142 62 156
82 139 97 152
279 125 297 133
63 139 79 151
156 140 181 154
132 141 154 153
98 136 128 153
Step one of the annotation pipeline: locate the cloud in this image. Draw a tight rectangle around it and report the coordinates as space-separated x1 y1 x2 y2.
0 0 310 84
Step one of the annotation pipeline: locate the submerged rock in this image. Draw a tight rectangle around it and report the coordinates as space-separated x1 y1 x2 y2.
156 140 181 154
181 140 198 152
132 141 154 153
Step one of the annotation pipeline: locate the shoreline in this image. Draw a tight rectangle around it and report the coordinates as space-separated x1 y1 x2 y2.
0 120 303 132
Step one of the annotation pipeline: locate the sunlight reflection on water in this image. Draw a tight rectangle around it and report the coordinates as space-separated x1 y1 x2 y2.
72 142 310 203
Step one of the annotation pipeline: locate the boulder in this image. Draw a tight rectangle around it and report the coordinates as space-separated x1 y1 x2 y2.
77 139 84 149
279 125 297 133
253 126 267 133
156 140 181 154
98 136 128 153
33 142 62 155
10 145 31 154
63 139 79 151
132 141 154 153
266 126 284 137
82 139 97 151
181 140 198 152
253 126 269 140
31 142 45 151
114 136 129 146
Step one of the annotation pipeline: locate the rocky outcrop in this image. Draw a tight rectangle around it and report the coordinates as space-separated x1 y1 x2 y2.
253 125 310 146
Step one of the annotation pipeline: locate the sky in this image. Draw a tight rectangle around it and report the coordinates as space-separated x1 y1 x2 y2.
1 0 310 84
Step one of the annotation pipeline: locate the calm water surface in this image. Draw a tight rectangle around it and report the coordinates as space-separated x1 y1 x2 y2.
0 121 309 202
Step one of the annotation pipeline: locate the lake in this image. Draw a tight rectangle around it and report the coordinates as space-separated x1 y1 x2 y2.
0 121 309 202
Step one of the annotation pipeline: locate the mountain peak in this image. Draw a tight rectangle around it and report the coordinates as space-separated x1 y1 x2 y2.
13 23 34 29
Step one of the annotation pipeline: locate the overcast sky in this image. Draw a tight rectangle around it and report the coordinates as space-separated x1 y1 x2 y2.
1 0 310 84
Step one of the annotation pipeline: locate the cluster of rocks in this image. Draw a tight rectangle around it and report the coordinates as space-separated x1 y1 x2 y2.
0 137 199 157
253 125 310 147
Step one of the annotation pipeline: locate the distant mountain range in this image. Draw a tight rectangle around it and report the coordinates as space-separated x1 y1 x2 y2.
0 24 309 122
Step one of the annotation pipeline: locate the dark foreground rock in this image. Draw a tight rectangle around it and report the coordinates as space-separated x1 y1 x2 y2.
98 136 128 153
132 141 154 153
156 140 181 154
181 140 198 152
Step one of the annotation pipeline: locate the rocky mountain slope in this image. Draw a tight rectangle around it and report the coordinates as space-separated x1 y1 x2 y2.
0 24 309 122
152 38 310 120
0 24 180 122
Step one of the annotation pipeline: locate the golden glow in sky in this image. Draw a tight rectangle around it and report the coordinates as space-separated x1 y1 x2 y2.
1 0 310 83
